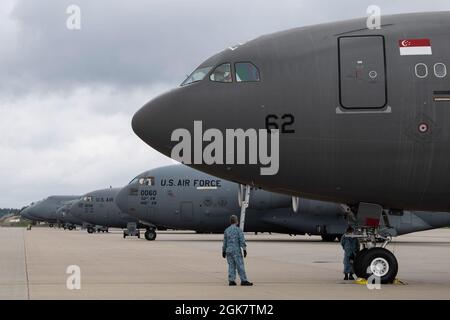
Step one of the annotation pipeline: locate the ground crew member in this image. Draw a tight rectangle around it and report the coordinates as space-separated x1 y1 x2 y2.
340 226 359 280
222 215 253 286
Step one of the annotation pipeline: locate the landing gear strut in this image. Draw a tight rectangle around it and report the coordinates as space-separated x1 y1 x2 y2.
239 185 251 232
348 202 399 284
352 228 398 283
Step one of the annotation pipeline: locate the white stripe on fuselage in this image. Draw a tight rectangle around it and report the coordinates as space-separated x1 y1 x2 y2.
196 186 218 190
400 46 432 55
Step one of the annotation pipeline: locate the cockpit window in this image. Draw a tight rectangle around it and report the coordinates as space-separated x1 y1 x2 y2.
83 196 93 202
235 62 260 82
210 63 232 83
181 66 213 86
138 177 155 186
129 176 140 185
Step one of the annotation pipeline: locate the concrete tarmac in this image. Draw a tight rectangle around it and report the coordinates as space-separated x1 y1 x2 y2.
1 227 450 299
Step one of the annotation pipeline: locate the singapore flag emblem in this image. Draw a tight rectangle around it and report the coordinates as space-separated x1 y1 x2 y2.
399 39 432 56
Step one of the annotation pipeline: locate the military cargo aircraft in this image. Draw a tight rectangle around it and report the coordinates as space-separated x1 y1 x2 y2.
131 12 450 283
55 200 85 230
116 165 450 245
69 188 145 236
21 196 80 227
19 205 42 223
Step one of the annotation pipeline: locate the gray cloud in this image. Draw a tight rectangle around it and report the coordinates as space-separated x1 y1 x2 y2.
4 0 450 94
0 85 175 207
1 0 450 207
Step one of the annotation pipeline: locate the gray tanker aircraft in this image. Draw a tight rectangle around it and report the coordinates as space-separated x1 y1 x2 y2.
131 12 450 283
69 188 145 236
20 205 42 222
21 195 80 226
115 165 450 243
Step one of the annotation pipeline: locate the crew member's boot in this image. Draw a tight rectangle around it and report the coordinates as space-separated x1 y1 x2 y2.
229 281 237 286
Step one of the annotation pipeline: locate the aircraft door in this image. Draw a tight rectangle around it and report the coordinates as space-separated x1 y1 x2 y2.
180 202 194 221
147 207 156 221
339 36 387 109
119 209 130 221
98 202 107 219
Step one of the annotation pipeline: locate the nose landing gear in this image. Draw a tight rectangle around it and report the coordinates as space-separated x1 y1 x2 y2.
352 228 398 284
347 202 399 284
144 228 157 241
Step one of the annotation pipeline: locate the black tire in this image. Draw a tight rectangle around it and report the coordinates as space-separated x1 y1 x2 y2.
49 224 54 228
353 248 369 278
321 234 338 242
360 248 398 284
145 229 157 241
68 226 74 231
87 227 94 234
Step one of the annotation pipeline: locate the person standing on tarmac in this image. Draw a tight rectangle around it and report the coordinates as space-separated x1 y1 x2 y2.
340 226 360 280
222 215 253 286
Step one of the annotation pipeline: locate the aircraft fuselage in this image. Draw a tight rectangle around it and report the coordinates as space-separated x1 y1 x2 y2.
132 12 450 212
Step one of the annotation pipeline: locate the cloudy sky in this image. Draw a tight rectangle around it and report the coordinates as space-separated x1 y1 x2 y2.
1 0 449 208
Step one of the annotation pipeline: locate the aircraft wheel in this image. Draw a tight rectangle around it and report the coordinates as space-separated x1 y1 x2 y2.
360 248 398 284
145 229 157 241
68 226 74 231
353 248 369 278
49 224 54 228
87 227 94 234
321 234 338 242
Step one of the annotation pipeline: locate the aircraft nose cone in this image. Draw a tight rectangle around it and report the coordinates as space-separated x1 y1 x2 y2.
21 208 33 220
115 187 129 213
131 91 177 157
131 104 149 142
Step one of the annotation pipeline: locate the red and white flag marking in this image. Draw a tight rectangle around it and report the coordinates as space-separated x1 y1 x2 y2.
399 39 432 56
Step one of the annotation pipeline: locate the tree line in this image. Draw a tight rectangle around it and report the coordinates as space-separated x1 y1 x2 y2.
0 208 21 217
